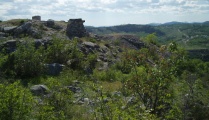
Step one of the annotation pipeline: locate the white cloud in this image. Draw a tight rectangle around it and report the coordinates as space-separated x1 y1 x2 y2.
0 0 209 25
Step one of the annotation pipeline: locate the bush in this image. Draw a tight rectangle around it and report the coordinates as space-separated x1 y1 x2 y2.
0 39 46 79
0 81 34 120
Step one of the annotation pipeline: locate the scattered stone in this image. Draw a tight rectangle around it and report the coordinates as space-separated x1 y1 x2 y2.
72 80 82 85
32 15 41 21
73 97 91 105
67 86 81 93
45 63 64 75
126 96 136 104
112 91 122 97
30 85 49 96
84 98 90 105
82 41 98 48
66 18 89 38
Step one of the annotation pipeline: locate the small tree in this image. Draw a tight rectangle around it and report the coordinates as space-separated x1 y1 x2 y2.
0 81 34 120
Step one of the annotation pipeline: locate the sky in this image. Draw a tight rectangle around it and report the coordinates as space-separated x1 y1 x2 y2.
0 0 209 26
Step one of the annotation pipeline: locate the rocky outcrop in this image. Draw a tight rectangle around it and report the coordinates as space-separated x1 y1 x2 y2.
120 35 145 49
45 63 64 75
66 19 88 38
3 26 17 33
13 22 32 37
0 40 18 53
0 39 51 53
32 16 41 21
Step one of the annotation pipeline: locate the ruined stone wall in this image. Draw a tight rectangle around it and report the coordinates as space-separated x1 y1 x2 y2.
32 16 41 21
66 19 88 38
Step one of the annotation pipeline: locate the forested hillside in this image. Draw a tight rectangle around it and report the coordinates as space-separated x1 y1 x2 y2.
86 22 209 48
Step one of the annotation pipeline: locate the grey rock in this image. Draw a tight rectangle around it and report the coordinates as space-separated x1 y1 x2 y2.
32 15 41 21
46 19 55 27
30 85 49 96
82 41 96 48
67 86 81 93
34 39 44 49
34 39 50 49
126 96 136 104
112 91 122 97
0 40 17 53
74 97 91 105
66 19 89 38
0 32 6 37
45 63 64 75
29 28 41 38
3 26 17 33
14 22 32 37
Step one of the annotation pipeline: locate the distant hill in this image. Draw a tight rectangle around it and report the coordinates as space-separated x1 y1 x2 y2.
161 21 188 25
86 21 209 50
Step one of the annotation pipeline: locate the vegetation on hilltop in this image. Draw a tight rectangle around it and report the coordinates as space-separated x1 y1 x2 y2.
0 19 209 119
0 33 209 119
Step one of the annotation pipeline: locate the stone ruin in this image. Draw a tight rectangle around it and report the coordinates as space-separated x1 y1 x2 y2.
66 18 88 38
32 16 41 21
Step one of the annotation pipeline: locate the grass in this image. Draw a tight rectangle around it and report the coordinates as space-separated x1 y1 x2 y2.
100 81 122 92
0 19 29 26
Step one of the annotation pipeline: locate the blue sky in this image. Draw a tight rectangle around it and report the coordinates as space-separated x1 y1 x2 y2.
0 0 209 26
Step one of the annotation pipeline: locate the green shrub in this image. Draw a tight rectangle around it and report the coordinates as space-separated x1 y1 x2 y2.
0 39 46 79
0 81 34 120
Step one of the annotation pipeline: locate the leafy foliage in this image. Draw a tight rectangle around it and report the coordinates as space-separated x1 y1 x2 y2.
0 81 34 120
0 34 209 119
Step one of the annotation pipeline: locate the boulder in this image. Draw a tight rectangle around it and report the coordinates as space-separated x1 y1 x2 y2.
30 85 49 96
3 26 17 33
66 19 88 38
34 39 50 49
82 42 97 48
13 22 32 37
45 63 64 75
29 28 41 38
0 40 17 53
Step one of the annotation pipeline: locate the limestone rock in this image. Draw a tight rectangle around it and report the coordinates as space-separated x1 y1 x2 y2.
14 22 32 37
67 86 81 93
3 26 17 33
30 85 49 96
82 41 98 48
66 19 88 38
32 15 41 21
45 63 64 75
0 40 18 53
